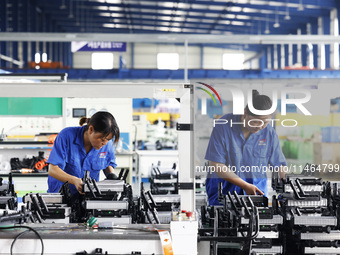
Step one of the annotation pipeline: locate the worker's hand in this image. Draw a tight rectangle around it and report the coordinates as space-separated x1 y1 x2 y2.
243 183 264 195
72 177 84 195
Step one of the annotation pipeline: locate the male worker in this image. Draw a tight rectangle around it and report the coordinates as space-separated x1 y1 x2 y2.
205 90 287 205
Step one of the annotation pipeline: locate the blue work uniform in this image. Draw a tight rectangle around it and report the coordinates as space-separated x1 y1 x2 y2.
205 113 286 205
47 126 117 195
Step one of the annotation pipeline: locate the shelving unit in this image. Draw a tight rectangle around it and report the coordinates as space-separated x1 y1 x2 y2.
0 141 135 195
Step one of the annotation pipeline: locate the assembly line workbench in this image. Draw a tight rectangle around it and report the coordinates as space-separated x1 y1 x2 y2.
0 221 200 255
0 223 165 254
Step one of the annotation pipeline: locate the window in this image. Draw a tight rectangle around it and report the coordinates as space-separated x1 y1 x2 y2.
91 53 114 70
42 53 48 62
222 53 244 70
157 53 179 70
35 53 41 64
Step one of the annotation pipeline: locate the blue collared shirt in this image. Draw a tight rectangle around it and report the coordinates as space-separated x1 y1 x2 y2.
205 113 286 205
47 126 117 195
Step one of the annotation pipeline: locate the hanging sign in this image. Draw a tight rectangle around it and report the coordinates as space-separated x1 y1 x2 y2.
71 41 126 52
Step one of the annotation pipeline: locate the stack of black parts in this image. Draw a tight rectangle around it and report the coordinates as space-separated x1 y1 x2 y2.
0 174 16 211
199 184 283 255
0 174 32 225
80 169 135 224
22 182 73 224
150 162 178 195
279 173 338 254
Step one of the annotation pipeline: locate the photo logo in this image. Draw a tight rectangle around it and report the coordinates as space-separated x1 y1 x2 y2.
197 82 223 115
197 82 222 106
211 87 312 128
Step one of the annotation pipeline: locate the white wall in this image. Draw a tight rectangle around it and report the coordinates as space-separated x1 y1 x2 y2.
134 43 157 69
64 98 132 135
0 99 133 150
204 47 259 69
73 43 259 69
134 44 202 69
203 47 224 69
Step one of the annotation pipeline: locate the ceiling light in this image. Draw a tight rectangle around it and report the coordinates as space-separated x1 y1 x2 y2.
229 6 242 12
103 24 115 28
265 15 270 34
273 7 280 28
60 0 67 9
106 0 121 3
225 14 236 19
68 0 74 19
285 0 291 20
298 0 304 11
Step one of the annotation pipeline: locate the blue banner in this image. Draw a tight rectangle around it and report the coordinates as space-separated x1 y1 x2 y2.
72 42 126 52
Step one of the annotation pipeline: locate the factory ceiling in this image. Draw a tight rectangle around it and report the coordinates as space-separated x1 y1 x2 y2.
1 0 338 35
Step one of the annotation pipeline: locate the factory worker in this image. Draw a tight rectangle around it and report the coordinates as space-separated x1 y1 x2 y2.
47 111 120 195
205 90 287 205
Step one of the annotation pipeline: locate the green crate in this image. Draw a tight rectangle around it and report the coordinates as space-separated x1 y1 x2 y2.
283 140 313 161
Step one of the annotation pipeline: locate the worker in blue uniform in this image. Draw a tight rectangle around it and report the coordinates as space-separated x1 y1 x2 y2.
47 111 120 195
205 90 287 205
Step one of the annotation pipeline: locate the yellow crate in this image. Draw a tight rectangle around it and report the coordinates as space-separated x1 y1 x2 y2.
133 112 180 127
275 113 331 127
331 113 340 126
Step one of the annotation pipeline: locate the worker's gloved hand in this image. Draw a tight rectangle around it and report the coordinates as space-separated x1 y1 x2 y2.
106 172 118 180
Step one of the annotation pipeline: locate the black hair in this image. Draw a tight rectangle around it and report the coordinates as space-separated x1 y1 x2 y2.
245 90 272 116
79 111 120 144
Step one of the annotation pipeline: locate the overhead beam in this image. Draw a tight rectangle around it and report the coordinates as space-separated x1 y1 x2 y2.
56 19 254 32
1 33 340 44
0 54 24 67
97 0 337 9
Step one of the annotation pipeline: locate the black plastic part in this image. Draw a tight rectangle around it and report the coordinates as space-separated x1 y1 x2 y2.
36 194 49 213
92 179 102 196
184 84 193 93
178 182 194 190
176 123 193 131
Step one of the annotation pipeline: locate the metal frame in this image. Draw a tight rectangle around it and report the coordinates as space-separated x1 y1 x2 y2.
0 81 196 211
0 73 67 82
2 33 340 44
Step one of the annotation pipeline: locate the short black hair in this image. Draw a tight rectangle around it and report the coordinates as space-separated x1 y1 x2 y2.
245 90 272 117
79 111 120 143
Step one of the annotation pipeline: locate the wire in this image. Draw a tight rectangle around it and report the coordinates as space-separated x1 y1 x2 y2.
0 225 44 255
11 229 30 254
